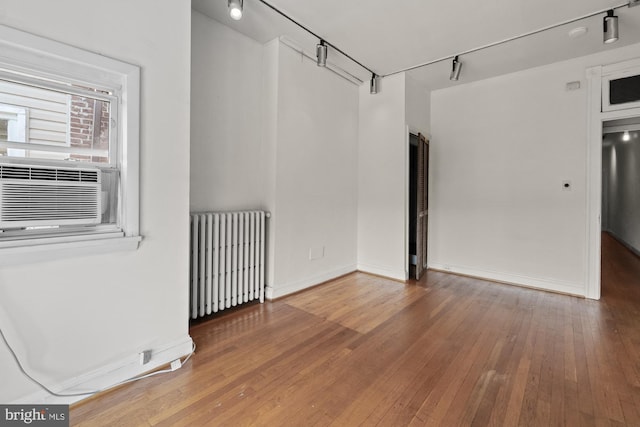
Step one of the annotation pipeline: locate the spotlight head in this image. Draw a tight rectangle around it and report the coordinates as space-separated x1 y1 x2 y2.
228 0 243 20
370 74 380 94
450 56 462 81
603 9 619 44
316 41 327 67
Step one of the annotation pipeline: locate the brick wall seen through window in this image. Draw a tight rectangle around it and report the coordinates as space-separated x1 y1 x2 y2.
69 96 110 163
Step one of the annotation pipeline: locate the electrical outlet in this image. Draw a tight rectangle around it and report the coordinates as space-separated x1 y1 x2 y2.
139 350 151 365
309 246 325 260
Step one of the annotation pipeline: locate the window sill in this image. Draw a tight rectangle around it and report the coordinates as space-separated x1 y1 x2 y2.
0 234 142 266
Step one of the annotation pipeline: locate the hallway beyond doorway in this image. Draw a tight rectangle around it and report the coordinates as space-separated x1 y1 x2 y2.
601 231 640 301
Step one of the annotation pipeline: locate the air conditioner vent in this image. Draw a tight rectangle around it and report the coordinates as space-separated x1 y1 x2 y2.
80 171 99 183
0 165 30 180
29 167 58 181
0 164 99 183
0 163 101 228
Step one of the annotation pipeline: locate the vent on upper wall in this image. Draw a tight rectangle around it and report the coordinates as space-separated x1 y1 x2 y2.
0 163 101 229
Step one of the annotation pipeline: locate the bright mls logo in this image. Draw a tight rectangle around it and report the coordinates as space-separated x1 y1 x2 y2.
1 405 68 426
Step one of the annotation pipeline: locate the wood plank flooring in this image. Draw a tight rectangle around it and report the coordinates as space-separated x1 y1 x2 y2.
71 233 640 426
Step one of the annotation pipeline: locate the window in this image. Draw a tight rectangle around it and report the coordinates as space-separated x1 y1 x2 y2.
609 74 640 106
602 61 640 112
0 103 28 144
0 24 140 259
0 83 112 163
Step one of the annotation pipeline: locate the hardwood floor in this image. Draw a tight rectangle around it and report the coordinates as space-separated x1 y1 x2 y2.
72 235 640 426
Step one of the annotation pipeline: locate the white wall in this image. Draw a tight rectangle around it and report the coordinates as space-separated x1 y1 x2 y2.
602 131 640 254
356 73 429 281
190 15 359 299
191 17 435 296
406 75 431 136
357 73 407 280
0 0 192 403
191 11 267 212
430 43 640 296
262 39 280 287
266 42 359 298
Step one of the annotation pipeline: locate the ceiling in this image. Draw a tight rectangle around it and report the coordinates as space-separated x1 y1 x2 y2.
192 0 640 90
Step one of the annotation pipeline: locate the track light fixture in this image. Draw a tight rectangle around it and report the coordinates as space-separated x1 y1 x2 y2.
450 56 462 81
603 9 619 44
316 40 327 67
380 4 633 81
370 74 380 94
256 0 378 93
228 0 243 20
236 1 635 86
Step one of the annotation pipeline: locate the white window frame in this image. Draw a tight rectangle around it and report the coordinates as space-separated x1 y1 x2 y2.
0 24 141 263
0 103 28 144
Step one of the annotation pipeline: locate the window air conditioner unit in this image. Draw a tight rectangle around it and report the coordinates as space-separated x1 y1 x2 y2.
0 163 101 229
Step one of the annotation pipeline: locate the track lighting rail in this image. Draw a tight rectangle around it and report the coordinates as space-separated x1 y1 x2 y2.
383 1 631 78
236 0 637 86
279 37 364 84
257 0 376 76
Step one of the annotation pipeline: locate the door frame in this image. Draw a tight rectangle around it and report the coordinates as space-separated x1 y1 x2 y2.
586 59 640 299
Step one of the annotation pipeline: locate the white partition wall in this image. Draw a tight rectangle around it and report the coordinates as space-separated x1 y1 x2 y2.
0 0 192 404
430 42 640 297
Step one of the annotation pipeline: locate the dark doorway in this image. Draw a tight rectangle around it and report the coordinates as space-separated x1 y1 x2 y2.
409 133 429 280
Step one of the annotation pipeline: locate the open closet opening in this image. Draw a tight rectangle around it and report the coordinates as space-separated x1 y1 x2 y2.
408 132 429 280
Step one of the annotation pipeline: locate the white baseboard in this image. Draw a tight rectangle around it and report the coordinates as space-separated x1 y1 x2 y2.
266 264 356 299
12 335 193 405
356 263 407 282
428 263 586 297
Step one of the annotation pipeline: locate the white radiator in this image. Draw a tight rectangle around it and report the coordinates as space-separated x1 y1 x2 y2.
189 211 268 319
